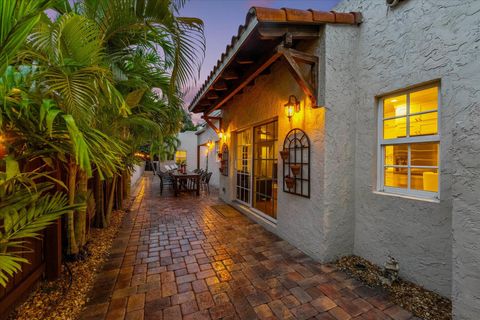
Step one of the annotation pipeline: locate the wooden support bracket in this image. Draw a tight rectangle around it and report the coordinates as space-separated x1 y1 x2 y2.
277 45 319 107
202 116 222 133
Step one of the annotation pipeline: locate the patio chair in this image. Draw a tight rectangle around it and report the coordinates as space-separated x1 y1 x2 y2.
202 172 213 195
150 161 158 175
157 169 173 194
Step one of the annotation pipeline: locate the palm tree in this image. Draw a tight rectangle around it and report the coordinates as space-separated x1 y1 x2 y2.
0 0 51 75
0 0 205 283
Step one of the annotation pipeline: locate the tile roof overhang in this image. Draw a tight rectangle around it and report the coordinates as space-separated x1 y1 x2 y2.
189 7 362 115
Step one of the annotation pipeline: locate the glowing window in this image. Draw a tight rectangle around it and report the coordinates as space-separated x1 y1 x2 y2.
175 150 187 163
379 85 440 199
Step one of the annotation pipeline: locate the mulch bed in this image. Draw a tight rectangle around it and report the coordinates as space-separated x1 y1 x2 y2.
9 210 126 320
336 255 452 320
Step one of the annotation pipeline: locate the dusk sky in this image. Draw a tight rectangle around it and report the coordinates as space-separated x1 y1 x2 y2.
180 0 341 121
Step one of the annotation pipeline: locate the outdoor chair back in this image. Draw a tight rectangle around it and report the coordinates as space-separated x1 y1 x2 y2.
202 172 213 194
157 169 173 194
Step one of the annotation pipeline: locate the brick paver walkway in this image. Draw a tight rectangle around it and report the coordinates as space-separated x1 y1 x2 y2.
81 174 415 320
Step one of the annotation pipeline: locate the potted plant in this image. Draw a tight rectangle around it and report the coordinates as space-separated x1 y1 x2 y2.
290 164 301 176
179 160 187 173
279 149 289 160
285 176 295 189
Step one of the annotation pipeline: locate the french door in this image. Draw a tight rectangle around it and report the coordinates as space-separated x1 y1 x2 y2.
253 120 278 218
235 130 251 204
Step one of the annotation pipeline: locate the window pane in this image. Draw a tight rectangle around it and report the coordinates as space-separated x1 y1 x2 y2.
410 87 438 114
384 167 408 188
410 111 438 136
384 95 407 118
411 168 438 192
384 144 408 166
253 120 278 218
384 117 406 139
411 143 439 167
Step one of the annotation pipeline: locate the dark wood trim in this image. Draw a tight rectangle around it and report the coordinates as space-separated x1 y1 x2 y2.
44 219 62 280
0 263 45 318
202 116 221 133
196 145 200 169
207 51 283 115
213 80 228 91
278 46 318 107
222 69 239 80
258 25 322 40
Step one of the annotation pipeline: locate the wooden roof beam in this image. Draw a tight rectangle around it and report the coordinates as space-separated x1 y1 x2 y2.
222 69 239 80
205 50 283 116
206 91 219 100
277 45 319 107
213 80 228 91
236 58 254 65
201 115 221 133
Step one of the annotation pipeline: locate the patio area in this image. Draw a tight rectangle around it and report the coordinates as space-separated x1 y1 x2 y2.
80 173 414 320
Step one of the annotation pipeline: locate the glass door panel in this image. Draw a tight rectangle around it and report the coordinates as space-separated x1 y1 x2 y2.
236 130 251 204
253 120 278 218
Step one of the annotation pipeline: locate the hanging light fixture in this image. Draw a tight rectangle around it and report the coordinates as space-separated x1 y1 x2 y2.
284 95 300 121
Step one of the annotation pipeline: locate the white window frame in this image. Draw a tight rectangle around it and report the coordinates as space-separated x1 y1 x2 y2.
234 129 252 206
377 83 440 200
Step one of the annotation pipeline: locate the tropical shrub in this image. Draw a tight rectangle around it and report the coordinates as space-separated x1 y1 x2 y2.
0 0 204 286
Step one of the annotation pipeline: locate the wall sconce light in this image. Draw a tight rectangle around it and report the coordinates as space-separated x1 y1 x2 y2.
284 95 300 121
218 130 228 143
207 139 214 150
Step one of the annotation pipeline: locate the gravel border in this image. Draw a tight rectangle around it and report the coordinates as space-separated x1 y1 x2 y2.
336 255 451 320
9 210 126 320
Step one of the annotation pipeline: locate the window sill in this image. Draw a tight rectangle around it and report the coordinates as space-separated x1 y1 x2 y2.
372 190 440 203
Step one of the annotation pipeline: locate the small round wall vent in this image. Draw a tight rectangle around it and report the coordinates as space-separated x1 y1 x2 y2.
386 0 402 7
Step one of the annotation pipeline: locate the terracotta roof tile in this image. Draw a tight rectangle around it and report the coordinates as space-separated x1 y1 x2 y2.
251 7 362 25
189 6 362 113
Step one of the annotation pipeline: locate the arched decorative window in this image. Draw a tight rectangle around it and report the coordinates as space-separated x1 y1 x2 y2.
219 144 229 176
281 128 310 197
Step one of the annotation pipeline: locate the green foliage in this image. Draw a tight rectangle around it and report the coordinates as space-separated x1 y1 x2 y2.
0 172 83 287
0 0 51 74
181 108 197 132
0 0 205 285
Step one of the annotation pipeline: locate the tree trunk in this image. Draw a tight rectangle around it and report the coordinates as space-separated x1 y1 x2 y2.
123 170 131 203
74 169 88 249
93 170 106 228
105 175 117 225
66 158 79 256
115 174 123 210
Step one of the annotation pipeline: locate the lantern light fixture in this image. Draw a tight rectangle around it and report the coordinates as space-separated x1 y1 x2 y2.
207 139 214 149
284 95 300 121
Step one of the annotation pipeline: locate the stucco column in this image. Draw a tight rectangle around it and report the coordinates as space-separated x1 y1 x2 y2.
451 103 480 318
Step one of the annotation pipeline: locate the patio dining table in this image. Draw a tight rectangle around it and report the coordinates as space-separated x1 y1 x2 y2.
170 171 200 196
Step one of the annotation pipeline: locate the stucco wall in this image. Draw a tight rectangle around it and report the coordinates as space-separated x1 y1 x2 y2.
219 36 336 260
197 126 220 188
176 131 197 170
206 0 478 314
449 18 480 319
131 162 145 188
332 0 480 299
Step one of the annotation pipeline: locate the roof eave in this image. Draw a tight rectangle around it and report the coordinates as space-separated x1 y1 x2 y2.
189 17 259 113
